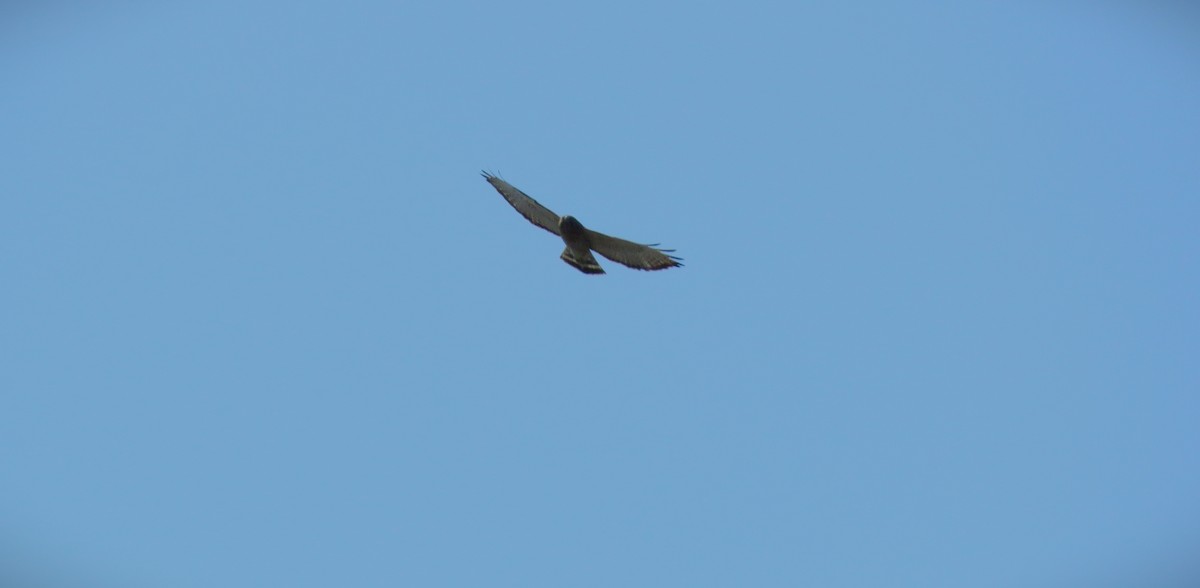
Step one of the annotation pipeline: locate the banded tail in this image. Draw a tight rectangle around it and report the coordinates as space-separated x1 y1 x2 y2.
560 247 605 275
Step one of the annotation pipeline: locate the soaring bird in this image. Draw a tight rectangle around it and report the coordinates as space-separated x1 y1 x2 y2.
482 171 683 275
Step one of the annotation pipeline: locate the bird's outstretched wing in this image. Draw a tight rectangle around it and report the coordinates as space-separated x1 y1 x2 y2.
585 229 683 271
481 171 561 236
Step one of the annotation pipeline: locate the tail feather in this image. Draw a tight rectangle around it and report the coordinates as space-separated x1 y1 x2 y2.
561 247 605 275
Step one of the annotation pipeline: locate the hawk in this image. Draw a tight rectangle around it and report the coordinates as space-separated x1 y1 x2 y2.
482 171 683 275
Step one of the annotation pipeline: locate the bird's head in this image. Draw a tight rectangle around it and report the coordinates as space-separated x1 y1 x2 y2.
559 215 584 233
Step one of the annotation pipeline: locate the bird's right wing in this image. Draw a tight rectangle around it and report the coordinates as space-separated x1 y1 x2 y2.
585 229 683 271
481 171 561 236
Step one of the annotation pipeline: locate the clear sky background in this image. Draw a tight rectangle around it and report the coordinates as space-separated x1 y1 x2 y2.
2 2 1198 587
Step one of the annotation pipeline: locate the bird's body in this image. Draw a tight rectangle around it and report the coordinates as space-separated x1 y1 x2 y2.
557 215 605 274
482 171 682 275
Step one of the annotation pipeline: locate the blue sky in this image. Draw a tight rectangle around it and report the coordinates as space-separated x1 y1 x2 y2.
2 2 1198 586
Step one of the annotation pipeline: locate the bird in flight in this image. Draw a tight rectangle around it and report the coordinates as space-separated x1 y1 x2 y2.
482 171 683 275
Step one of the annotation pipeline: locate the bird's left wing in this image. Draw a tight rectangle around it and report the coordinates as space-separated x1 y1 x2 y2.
481 171 561 236
585 229 683 271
